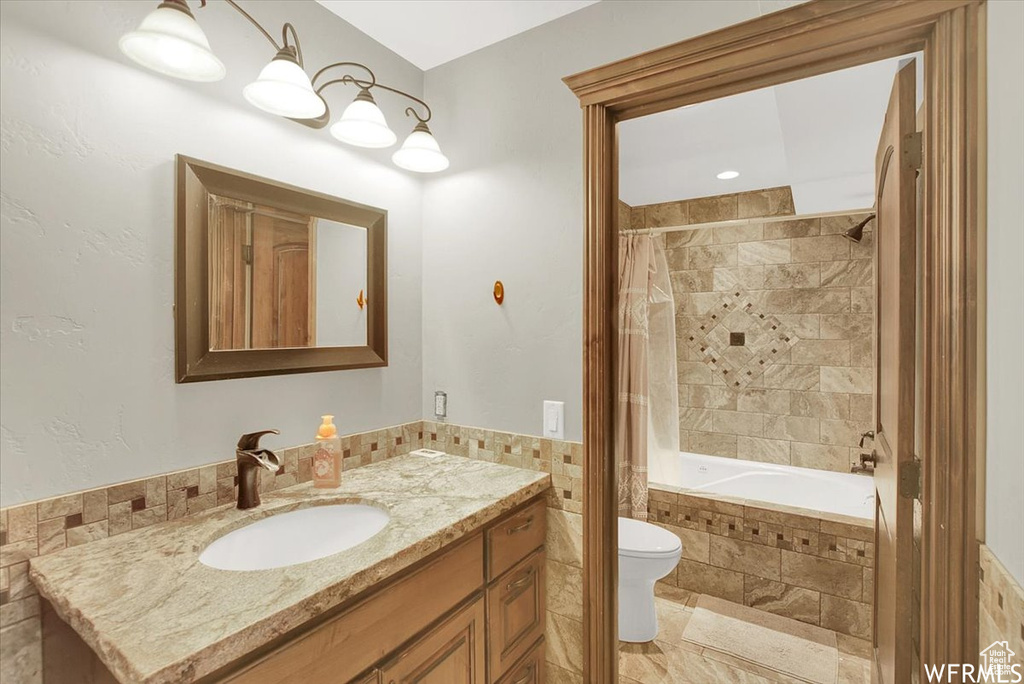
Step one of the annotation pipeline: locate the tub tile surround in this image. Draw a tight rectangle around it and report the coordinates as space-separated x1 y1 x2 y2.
979 543 1024 657
648 486 875 639
622 187 876 474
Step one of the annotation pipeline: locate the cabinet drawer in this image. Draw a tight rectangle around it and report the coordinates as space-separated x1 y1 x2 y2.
487 498 545 581
495 639 544 684
487 550 545 681
379 597 486 684
220 534 483 684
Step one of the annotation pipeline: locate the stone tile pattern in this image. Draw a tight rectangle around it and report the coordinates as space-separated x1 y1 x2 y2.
980 543 1024 657
421 421 582 516
626 186 876 473
418 421 585 684
0 422 423 684
648 487 875 640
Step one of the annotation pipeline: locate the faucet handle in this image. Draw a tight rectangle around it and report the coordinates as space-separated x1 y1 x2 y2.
237 429 280 451
859 430 875 448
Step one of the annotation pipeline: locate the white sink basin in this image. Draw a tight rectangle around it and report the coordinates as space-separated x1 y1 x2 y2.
199 504 390 571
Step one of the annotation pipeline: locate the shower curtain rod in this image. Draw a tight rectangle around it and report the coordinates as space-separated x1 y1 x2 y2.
619 207 875 235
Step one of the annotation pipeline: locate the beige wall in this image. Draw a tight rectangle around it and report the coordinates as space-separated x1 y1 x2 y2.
625 187 875 474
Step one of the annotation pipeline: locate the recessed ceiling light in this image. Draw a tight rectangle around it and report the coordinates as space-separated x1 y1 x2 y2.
717 170 740 180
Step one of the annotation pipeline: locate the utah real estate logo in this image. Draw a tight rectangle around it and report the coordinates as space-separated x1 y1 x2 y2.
925 641 1021 683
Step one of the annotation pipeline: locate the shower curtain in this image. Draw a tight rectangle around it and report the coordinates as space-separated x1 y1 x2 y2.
616 233 680 520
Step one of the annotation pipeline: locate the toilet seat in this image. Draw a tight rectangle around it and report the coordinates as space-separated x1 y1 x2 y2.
618 517 682 559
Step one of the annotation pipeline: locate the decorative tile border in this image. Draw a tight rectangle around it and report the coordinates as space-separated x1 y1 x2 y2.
979 543 1024 657
648 484 874 639
421 420 583 515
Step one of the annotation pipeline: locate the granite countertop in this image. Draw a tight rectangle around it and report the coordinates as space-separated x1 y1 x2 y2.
29 454 550 684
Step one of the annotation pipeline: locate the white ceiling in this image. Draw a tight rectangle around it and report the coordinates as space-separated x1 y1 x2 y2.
618 54 923 214
316 0 600 71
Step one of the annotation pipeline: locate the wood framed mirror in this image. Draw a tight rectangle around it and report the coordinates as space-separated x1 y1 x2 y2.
175 155 387 383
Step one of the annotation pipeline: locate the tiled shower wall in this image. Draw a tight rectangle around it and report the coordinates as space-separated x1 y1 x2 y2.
622 187 876 473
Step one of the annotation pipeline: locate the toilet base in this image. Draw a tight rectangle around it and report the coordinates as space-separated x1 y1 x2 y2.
618 578 658 643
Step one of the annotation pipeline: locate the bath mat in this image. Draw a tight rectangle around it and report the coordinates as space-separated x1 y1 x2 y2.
681 595 839 684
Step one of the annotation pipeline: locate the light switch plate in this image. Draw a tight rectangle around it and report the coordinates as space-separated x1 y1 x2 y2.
543 400 564 439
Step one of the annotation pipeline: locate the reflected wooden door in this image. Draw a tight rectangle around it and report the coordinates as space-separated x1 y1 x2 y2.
251 207 314 348
872 59 917 684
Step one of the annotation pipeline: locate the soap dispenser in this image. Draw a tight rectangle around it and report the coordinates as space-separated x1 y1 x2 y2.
313 415 342 488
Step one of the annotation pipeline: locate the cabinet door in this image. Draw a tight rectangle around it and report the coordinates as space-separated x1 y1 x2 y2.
495 639 544 684
379 598 486 684
352 670 380 684
487 550 545 681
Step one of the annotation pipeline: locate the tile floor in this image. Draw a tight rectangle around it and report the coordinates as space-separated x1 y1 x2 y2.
615 585 872 684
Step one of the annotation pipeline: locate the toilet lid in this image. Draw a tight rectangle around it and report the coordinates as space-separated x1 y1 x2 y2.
618 517 682 559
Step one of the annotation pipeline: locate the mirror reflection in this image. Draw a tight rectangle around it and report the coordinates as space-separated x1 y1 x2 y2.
208 195 368 350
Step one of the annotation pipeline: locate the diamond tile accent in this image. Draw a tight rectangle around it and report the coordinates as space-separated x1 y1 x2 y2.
686 289 800 390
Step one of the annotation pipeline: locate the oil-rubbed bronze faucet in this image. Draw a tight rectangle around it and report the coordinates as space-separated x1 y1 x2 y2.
236 430 281 510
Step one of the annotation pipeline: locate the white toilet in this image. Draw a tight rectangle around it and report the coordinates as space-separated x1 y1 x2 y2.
618 517 683 643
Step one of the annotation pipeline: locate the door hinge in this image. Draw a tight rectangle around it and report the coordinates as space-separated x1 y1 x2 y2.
899 458 922 500
241 244 253 265
904 130 923 170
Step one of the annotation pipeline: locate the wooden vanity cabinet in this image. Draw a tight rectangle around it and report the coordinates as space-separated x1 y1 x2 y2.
379 597 487 684
215 495 546 684
486 550 545 679
41 495 546 684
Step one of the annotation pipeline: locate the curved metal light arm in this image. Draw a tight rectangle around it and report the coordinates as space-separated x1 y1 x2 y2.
316 74 432 123
213 1 436 126
281 23 303 66
312 61 377 89
223 0 280 51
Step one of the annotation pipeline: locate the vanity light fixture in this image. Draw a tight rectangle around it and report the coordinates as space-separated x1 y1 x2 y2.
716 170 740 180
393 122 450 173
119 0 225 82
330 88 397 149
243 46 326 119
119 0 449 173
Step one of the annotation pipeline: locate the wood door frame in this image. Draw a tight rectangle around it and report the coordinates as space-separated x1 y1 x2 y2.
562 1 985 681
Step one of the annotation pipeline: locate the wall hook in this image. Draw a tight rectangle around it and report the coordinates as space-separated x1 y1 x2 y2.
356 289 366 310
493 281 504 305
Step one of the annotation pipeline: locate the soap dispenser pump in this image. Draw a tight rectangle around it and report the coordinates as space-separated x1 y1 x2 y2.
313 415 342 488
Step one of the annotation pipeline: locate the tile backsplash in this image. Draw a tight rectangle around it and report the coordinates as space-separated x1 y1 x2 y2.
0 422 423 684
0 420 584 684
622 187 876 474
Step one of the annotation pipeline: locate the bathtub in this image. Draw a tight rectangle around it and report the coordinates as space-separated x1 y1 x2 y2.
650 450 875 520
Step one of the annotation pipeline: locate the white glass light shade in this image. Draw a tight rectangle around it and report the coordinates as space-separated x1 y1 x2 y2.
243 54 326 119
119 4 225 82
392 124 449 173
330 94 397 149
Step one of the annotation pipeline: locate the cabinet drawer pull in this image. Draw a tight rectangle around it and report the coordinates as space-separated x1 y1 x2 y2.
506 516 534 535
511 664 534 684
506 568 534 592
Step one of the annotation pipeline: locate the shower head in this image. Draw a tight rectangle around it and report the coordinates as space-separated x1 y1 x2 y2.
842 214 876 243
